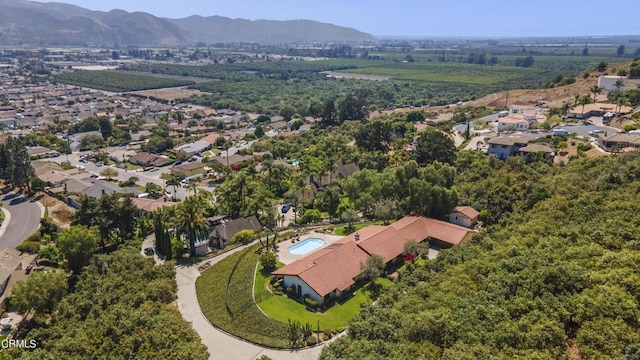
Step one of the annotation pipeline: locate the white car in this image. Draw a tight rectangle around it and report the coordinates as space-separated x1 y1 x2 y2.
76 165 86 171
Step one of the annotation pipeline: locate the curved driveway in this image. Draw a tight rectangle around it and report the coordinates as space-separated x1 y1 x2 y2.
176 243 326 360
0 190 42 249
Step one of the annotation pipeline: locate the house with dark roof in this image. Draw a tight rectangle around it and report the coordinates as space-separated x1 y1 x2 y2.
27 146 59 159
487 136 530 160
210 215 262 248
170 162 207 177
129 152 171 167
211 154 252 168
303 160 360 201
0 249 37 300
597 132 640 152
174 139 212 156
517 143 555 162
273 216 475 305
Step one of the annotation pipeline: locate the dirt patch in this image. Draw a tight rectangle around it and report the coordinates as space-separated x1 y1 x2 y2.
131 87 205 101
567 339 582 360
585 147 610 158
39 194 74 227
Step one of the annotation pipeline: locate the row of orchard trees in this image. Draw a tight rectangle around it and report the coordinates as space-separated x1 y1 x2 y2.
0 136 35 191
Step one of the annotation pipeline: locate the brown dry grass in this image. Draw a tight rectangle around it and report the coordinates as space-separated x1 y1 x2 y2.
469 62 632 109
132 87 205 101
39 194 74 227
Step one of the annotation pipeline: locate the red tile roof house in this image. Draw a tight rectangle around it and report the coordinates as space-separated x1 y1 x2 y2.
272 215 475 306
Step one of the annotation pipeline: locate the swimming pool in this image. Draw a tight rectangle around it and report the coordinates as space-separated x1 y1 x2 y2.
288 237 325 256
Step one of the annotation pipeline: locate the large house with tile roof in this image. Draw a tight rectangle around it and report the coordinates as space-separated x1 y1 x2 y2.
273 216 475 305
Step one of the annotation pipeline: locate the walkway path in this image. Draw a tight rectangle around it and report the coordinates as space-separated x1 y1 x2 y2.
175 242 326 360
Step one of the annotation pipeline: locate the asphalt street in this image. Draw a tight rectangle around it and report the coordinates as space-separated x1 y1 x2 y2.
0 189 42 249
454 114 619 139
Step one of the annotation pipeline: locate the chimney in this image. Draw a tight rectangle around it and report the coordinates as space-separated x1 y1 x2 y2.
355 233 360 241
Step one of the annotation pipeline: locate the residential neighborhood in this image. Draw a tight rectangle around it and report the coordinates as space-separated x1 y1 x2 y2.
0 17 640 360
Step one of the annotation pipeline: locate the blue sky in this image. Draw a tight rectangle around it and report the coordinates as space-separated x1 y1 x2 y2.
55 0 639 37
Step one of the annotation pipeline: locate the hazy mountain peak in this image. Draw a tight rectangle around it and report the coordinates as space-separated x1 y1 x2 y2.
0 0 375 46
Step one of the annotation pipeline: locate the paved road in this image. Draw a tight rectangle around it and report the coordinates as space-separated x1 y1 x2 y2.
176 243 326 360
454 114 620 139
0 189 42 249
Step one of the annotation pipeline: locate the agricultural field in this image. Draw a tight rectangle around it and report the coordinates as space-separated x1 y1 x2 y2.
334 62 542 85
131 87 206 101
120 49 630 114
52 70 196 92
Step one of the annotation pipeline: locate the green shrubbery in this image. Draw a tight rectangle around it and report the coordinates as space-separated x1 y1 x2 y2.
321 151 640 360
231 229 256 244
303 295 319 308
307 335 317 346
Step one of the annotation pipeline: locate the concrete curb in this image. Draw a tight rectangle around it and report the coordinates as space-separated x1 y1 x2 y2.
34 200 46 218
0 207 11 240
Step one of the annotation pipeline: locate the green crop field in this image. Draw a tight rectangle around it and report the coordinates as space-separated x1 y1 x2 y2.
120 49 630 114
53 70 196 92
335 62 541 84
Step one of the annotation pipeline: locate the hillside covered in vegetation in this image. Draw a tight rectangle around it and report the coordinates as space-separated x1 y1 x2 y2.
321 152 640 360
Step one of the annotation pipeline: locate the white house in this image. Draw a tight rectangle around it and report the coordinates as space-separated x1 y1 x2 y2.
497 116 530 132
273 216 475 305
449 206 480 228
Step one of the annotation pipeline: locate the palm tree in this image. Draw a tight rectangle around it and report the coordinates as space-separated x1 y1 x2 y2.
174 195 210 257
561 102 571 117
589 86 604 103
579 95 592 115
188 182 198 196
165 173 181 196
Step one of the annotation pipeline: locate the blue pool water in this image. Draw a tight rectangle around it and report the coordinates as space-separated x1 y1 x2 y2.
288 237 325 255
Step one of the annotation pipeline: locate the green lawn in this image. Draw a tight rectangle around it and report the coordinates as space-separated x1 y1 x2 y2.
255 264 391 331
195 244 289 348
123 162 142 170
197 243 395 347
334 220 384 236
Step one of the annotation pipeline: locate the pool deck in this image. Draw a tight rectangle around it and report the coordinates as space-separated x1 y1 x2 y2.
276 231 343 265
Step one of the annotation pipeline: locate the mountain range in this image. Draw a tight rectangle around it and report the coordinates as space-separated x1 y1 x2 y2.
0 0 375 46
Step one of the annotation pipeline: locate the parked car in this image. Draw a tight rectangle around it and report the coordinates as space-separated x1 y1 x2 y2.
281 203 291 213
150 167 160 172
144 247 155 256
95 161 103 167
173 160 183 166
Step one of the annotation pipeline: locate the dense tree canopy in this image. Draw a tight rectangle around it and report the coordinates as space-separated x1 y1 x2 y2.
16 251 208 360
322 152 640 360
